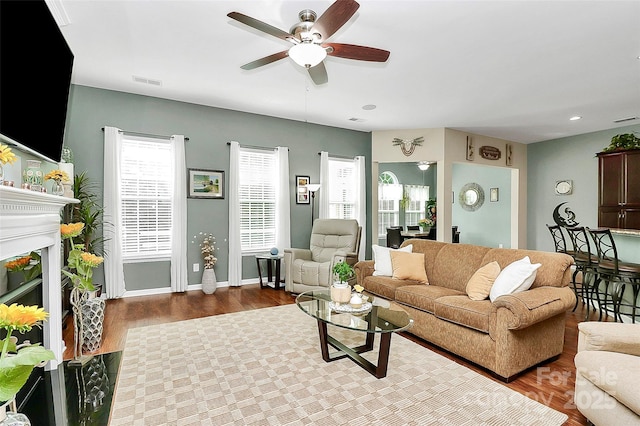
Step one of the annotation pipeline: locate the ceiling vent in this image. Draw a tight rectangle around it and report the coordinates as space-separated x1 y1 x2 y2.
613 116 638 123
132 76 162 87
348 117 366 122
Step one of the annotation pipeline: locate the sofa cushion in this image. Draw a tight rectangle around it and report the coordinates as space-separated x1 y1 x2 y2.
395 285 464 313
362 276 417 300
482 248 573 289
575 350 640 416
489 256 541 302
372 244 413 277
390 251 428 283
428 243 491 292
466 261 501 301
434 296 492 333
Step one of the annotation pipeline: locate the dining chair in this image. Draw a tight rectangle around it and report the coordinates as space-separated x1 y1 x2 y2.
407 225 420 231
587 228 640 323
386 227 403 249
564 226 598 314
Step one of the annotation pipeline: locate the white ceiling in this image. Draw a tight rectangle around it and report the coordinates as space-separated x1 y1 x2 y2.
56 0 640 144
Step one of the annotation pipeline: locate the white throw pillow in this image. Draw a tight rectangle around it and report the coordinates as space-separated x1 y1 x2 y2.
372 244 413 277
489 256 541 302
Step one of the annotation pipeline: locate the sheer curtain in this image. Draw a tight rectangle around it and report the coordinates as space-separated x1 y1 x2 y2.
318 151 330 219
354 155 366 260
170 135 188 292
275 147 291 255
103 126 126 299
228 141 242 287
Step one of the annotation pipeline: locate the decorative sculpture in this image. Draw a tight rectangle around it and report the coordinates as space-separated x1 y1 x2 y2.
392 136 424 156
553 202 580 227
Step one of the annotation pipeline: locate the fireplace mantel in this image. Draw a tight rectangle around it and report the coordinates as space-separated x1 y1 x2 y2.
0 185 78 370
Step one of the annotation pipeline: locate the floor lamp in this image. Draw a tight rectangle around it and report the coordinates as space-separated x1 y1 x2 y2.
306 183 321 224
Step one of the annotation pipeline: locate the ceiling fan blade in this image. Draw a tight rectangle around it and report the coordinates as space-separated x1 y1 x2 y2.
326 43 390 62
312 0 360 41
227 12 293 42
308 62 328 85
240 50 289 70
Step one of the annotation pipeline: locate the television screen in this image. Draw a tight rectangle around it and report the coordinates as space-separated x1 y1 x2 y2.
0 0 74 163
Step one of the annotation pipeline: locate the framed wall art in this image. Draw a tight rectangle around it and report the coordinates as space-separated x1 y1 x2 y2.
188 168 224 199
296 175 310 204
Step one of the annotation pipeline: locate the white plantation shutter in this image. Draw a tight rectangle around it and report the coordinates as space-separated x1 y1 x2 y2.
120 137 173 260
327 158 355 219
404 185 430 226
239 148 276 251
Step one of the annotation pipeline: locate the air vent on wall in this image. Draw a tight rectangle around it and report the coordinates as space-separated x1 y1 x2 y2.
132 76 162 87
613 116 638 123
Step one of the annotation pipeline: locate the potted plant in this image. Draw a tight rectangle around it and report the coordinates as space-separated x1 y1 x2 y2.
601 133 640 153
331 261 354 305
60 223 106 364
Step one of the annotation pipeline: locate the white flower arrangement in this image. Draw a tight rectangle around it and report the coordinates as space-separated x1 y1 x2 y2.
195 232 217 269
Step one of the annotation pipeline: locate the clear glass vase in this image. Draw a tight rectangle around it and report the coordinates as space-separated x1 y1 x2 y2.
51 180 64 196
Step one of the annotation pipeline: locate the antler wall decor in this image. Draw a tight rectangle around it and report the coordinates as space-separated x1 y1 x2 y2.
392 136 424 156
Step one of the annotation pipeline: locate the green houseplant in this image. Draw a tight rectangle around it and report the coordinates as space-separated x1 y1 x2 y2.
601 133 640 153
71 171 105 255
332 261 354 284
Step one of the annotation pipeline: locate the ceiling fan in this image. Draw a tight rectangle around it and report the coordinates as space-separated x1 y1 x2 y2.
227 0 390 85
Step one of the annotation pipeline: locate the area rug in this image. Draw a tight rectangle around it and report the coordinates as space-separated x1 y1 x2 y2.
110 304 568 425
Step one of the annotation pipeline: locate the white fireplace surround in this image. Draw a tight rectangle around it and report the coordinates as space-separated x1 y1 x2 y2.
0 186 78 370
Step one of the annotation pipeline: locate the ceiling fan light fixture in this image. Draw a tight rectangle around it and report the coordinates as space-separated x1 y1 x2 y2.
289 43 326 68
417 161 430 171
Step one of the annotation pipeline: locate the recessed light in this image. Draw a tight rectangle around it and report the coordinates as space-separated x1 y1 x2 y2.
569 116 582 121
362 104 376 111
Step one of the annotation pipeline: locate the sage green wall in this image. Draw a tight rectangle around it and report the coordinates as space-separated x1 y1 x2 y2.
527 124 640 263
64 85 372 291
452 163 512 248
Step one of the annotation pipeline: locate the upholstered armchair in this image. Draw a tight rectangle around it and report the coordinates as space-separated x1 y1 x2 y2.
284 219 361 294
574 322 640 425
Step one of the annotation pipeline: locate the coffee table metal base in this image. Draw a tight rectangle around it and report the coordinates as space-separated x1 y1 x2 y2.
316 320 392 378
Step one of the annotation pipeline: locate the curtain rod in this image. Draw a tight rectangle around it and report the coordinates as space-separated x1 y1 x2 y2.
226 142 288 151
101 127 189 141
317 152 354 160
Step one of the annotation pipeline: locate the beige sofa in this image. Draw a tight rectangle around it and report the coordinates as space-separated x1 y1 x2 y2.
574 322 640 425
355 239 576 380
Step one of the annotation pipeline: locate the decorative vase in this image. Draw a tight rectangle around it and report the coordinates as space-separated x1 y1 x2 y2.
51 180 64 196
22 160 42 192
350 293 363 309
0 399 30 425
331 282 351 305
201 268 217 294
80 297 106 353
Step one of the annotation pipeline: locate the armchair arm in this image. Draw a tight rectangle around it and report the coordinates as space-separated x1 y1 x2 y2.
577 322 640 356
354 260 375 284
284 248 312 262
284 248 312 292
491 286 576 330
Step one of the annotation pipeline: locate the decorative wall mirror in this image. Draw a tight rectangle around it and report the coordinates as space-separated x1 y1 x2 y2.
459 182 485 211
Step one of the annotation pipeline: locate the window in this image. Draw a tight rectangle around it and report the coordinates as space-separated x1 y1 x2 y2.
120 136 173 260
239 148 276 252
378 172 401 237
404 185 430 226
327 158 355 219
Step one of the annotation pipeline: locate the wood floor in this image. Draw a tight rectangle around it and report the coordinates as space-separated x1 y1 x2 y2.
63 284 603 425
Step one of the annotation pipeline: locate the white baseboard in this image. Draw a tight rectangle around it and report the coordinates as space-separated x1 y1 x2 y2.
121 278 260 299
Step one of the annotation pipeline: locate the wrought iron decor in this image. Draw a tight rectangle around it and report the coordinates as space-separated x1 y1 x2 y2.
392 136 424 156
553 202 580 227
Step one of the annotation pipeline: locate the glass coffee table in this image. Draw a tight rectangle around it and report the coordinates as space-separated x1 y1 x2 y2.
295 290 412 378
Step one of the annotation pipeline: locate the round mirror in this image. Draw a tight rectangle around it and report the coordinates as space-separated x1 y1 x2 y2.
459 183 485 211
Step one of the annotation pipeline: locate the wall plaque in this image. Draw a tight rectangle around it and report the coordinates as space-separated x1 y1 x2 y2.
479 146 501 160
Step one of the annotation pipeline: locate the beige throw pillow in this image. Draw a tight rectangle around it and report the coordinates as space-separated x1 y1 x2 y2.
390 251 428 283
466 261 501 301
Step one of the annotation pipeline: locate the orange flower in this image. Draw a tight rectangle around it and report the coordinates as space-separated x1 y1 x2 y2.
60 222 84 239
80 252 103 267
4 255 32 272
0 303 48 333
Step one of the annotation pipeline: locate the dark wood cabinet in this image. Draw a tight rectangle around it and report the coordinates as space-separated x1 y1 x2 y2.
598 149 640 230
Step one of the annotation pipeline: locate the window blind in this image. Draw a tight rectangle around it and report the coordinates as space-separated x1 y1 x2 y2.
404 185 430 226
328 158 355 219
120 137 173 260
239 148 276 251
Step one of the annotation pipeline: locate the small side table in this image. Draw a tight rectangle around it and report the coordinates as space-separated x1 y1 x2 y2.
255 253 284 290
